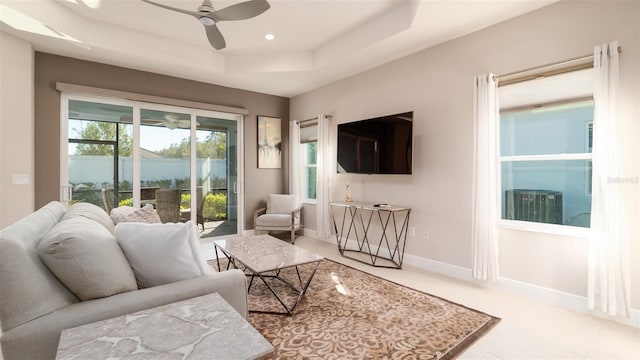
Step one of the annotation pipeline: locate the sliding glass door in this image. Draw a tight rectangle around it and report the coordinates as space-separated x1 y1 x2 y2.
61 95 244 238
195 115 239 237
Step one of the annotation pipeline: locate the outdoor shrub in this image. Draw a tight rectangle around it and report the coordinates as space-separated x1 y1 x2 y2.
180 193 191 209
203 192 226 220
118 198 133 207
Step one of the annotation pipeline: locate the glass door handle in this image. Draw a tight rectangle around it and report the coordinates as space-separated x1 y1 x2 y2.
61 185 72 201
233 181 237 194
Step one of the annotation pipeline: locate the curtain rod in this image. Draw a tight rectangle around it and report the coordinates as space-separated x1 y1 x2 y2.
56 82 249 115
495 46 622 83
296 114 332 124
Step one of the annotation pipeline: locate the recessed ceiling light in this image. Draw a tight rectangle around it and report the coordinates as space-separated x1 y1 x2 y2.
264 34 275 41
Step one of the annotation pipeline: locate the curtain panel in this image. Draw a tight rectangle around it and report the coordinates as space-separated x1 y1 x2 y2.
588 41 632 318
315 114 332 240
471 74 500 282
289 120 301 198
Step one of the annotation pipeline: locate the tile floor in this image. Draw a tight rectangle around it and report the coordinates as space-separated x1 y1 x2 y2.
291 236 639 360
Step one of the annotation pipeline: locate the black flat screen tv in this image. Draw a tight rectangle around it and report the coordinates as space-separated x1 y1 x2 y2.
337 111 413 175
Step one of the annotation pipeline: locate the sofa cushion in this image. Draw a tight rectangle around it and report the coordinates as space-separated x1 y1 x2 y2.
37 217 138 301
115 221 211 288
266 194 297 214
255 213 299 227
0 202 78 332
63 202 115 234
111 204 161 224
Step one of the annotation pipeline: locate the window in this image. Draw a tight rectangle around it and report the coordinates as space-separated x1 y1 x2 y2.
498 69 594 229
303 142 317 200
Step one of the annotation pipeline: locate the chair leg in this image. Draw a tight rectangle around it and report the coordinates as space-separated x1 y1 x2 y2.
291 229 295 245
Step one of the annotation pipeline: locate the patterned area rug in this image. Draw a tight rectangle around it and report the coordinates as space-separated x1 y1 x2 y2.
210 259 500 359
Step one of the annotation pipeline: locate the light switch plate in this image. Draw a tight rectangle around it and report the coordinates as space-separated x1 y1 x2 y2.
12 174 29 185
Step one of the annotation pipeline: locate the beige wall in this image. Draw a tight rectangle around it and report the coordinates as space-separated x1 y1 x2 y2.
0 32 34 228
291 0 640 307
34 53 289 231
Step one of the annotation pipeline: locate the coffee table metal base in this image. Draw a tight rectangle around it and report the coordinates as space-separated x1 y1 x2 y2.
215 248 321 316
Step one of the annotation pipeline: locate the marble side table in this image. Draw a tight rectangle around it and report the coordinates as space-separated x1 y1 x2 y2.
56 293 273 360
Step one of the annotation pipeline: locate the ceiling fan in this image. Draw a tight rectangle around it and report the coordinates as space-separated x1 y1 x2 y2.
141 0 270 50
144 114 200 130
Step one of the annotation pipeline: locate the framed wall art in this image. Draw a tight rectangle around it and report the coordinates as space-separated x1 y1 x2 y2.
257 115 282 168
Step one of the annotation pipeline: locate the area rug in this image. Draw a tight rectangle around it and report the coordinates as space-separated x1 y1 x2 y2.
210 259 500 359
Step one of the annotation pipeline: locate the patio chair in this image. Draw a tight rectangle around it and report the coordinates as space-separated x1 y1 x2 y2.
101 188 113 214
254 194 303 244
156 189 181 223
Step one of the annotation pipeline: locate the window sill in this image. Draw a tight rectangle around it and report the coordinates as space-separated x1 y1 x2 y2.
498 219 591 239
302 199 317 205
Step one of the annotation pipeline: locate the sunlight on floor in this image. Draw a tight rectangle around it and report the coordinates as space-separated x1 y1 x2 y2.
330 272 351 296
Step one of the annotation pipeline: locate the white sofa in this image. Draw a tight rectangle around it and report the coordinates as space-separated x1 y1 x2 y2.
0 201 247 360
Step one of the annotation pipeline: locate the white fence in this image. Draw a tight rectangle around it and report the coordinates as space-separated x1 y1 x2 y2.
69 155 227 185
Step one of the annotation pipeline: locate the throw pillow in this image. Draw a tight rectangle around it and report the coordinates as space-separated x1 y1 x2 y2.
266 194 296 214
37 217 138 301
63 202 115 234
110 206 137 224
115 221 211 288
111 204 161 224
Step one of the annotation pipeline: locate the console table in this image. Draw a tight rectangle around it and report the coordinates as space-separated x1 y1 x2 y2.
329 201 411 269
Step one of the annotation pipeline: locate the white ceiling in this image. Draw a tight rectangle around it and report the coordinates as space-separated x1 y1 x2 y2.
1 0 557 97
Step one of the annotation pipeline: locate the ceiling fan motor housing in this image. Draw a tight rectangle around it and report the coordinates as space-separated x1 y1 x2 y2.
198 0 215 13
198 0 215 25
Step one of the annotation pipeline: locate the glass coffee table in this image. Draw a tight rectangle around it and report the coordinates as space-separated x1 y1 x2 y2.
214 235 324 315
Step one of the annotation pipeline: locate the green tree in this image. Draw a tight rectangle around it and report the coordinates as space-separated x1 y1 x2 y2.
73 122 132 157
156 138 190 158
156 131 226 159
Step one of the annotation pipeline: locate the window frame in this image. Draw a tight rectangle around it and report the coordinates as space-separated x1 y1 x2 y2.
60 93 246 238
496 98 594 237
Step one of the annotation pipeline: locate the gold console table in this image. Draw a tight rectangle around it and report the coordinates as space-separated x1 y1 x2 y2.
329 201 411 269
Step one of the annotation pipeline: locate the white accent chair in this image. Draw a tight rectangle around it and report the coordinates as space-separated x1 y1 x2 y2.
254 194 303 244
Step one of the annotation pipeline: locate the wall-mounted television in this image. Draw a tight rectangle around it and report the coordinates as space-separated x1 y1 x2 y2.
337 111 413 175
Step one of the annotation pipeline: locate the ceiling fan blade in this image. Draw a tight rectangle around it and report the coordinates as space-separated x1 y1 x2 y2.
211 0 270 22
141 0 201 19
205 24 226 50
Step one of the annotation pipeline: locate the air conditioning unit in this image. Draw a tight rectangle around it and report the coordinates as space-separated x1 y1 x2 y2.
505 189 563 225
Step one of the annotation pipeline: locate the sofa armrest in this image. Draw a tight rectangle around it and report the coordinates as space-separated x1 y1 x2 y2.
1 270 247 360
291 205 303 227
254 207 267 223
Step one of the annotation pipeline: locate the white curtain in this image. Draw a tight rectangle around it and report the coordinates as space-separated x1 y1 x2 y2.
315 113 332 240
588 41 631 318
289 120 301 198
471 74 500 282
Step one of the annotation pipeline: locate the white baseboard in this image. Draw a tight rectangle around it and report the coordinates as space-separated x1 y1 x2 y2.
402 253 474 282
312 235 640 328
243 229 255 236
303 228 318 239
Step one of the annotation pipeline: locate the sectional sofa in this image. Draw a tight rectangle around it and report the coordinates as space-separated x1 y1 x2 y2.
0 201 247 360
